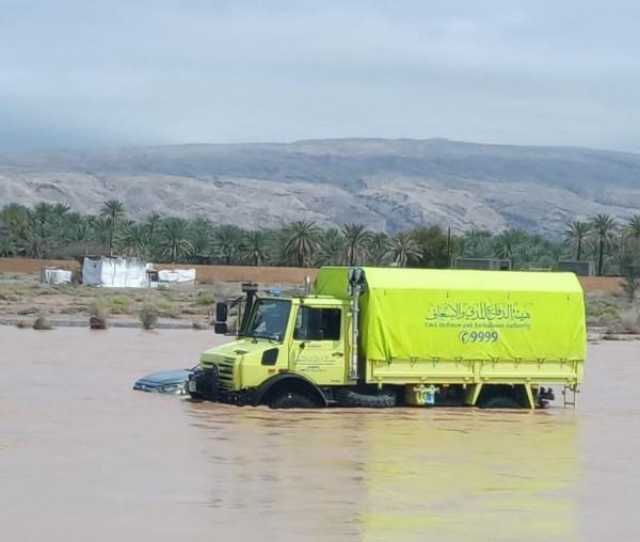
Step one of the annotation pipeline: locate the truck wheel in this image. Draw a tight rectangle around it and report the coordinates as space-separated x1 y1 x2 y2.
335 388 397 408
269 392 317 409
478 396 523 409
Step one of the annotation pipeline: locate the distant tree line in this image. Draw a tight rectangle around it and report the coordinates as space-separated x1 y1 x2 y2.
1 201 640 275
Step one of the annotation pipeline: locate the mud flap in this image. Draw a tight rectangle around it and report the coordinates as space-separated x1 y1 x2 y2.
523 383 535 409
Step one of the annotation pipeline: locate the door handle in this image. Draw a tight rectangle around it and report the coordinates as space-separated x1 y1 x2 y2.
332 352 344 357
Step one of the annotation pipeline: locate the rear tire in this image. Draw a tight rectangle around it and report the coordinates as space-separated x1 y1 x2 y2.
478 395 523 409
335 388 397 408
269 391 317 409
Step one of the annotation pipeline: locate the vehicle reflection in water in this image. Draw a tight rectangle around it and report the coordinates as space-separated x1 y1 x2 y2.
185 403 578 542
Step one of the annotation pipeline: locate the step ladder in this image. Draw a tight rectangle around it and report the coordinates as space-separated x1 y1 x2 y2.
562 385 579 408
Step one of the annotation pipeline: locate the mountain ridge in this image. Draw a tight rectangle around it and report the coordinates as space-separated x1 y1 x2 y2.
1 138 639 236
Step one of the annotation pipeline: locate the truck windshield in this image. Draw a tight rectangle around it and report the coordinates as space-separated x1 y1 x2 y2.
245 299 291 341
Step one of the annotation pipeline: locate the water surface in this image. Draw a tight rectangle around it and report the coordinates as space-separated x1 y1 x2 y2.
1 327 638 541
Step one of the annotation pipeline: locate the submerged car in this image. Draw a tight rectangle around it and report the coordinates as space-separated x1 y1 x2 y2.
133 369 192 394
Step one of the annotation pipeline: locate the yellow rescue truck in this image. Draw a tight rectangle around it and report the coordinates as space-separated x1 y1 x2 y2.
188 267 586 409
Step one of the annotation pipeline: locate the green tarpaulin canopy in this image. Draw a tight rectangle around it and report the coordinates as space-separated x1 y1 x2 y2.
314 267 586 363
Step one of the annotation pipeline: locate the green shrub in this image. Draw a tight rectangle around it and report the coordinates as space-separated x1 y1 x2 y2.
108 295 131 315
156 299 179 319
195 290 216 306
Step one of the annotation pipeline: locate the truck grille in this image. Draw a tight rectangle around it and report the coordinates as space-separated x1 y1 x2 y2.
216 357 236 390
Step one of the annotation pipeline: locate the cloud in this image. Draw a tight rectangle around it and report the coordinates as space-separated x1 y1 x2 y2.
1 0 639 151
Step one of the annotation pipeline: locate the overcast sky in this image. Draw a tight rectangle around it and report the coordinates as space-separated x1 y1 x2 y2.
1 1 639 152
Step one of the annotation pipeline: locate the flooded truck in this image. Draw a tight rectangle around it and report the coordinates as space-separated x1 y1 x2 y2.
188 267 586 409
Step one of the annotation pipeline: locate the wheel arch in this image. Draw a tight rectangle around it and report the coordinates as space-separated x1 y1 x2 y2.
477 383 533 409
254 374 328 407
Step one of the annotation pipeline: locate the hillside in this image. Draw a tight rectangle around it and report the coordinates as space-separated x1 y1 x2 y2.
1 138 639 236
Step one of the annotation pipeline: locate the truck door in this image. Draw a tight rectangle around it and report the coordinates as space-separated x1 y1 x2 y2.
290 305 346 385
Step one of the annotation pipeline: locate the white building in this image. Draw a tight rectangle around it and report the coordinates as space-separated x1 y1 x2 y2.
82 257 150 288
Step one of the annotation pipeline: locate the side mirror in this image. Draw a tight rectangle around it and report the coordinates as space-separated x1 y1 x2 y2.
215 302 228 323
214 322 228 335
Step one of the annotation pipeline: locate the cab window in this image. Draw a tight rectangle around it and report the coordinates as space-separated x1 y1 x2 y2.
294 306 341 341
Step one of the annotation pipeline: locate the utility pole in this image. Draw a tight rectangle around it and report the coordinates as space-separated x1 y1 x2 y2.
447 225 452 268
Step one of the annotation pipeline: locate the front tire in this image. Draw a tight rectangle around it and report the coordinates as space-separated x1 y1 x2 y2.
269 391 317 409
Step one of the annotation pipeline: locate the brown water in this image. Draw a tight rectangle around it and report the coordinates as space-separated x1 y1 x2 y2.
1 327 639 541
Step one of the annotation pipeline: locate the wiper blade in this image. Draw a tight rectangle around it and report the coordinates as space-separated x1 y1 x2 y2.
249 333 280 342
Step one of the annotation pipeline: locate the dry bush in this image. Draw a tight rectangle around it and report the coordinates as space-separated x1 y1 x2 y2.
15 320 29 329
139 304 159 330
586 295 622 328
17 306 39 315
88 300 109 329
619 308 640 334
33 314 53 330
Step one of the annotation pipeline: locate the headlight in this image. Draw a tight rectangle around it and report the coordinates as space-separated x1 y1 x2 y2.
158 383 182 394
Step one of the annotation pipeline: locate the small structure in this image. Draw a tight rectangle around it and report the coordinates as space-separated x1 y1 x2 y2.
158 268 196 285
148 268 197 288
557 260 595 277
454 257 512 271
82 257 150 288
40 267 72 285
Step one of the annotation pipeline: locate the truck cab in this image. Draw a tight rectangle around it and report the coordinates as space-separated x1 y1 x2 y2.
189 294 352 408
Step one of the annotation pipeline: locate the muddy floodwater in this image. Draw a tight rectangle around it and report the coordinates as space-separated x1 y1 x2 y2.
1 327 639 541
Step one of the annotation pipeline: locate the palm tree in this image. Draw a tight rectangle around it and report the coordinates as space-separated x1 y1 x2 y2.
342 223 371 266
367 232 391 266
388 232 421 267
0 236 16 257
627 214 640 242
159 218 193 262
493 229 523 261
188 217 213 262
285 220 320 267
144 212 162 258
1 204 31 257
591 214 617 276
317 228 345 266
0 217 16 256
241 230 269 266
25 203 57 258
565 220 591 260
213 225 243 265
100 200 126 256
51 203 70 222
121 222 149 258
461 229 493 258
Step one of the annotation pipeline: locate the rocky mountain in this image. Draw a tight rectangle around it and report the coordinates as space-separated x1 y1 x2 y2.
1 138 639 236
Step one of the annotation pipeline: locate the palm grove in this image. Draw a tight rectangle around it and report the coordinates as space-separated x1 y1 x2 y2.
1 201 640 275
